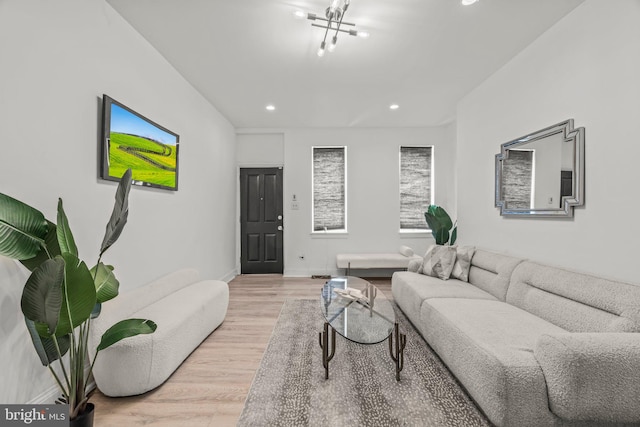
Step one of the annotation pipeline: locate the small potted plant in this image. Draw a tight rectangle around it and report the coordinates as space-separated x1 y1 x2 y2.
0 169 156 426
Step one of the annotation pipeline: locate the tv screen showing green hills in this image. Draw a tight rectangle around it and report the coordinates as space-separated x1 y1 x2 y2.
108 132 177 188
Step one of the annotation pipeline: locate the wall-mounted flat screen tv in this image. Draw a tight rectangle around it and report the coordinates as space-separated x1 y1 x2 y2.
101 94 179 191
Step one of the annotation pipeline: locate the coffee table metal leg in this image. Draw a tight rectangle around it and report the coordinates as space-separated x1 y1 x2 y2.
318 322 336 379
388 322 406 381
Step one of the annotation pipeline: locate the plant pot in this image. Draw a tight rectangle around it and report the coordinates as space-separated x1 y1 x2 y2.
70 403 94 427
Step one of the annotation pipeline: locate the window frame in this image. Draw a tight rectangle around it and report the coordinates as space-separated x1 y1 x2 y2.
398 145 434 233
311 146 348 234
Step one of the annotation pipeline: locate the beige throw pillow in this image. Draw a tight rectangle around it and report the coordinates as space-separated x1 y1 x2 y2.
451 246 476 282
422 245 457 280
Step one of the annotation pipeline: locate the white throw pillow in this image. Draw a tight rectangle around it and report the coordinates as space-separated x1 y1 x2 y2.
451 246 476 282
399 245 414 257
422 245 457 280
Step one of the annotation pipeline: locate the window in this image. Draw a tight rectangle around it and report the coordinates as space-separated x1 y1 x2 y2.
399 146 433 230
312 147 346 232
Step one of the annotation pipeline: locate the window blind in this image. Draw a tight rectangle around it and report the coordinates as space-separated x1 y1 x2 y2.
400 146 433 230
313 147 346 231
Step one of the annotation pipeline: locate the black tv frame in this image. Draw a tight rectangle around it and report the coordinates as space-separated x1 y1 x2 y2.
100 94 180 191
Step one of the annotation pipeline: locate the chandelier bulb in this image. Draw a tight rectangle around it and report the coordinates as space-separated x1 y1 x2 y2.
328 36 337 52
317 41 326 57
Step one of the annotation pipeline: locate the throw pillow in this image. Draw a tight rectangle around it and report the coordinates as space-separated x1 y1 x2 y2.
422 245 457 280
451 246 476 282
399 245 414 257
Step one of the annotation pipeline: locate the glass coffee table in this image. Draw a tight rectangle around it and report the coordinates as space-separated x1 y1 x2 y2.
319 276 406 381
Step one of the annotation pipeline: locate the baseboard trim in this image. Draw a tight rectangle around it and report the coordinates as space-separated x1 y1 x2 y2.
220 267 238 283
27 384 59 405
284 268 338 277
28 380 97 405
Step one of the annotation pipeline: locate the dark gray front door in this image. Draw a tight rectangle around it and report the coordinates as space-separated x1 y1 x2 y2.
240 168 284 274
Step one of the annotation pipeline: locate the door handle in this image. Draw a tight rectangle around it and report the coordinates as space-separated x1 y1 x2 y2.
278 226 283 231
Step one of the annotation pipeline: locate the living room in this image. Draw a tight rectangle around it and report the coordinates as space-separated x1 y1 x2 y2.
1 0 639 426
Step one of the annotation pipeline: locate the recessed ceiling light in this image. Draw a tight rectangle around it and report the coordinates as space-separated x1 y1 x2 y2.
266 104 276 111
293 10 306 19
389 104 400 110
461 0 479 5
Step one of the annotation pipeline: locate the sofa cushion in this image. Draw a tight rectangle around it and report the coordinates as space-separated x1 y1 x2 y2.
450 245 475 282
391 271 496 333
420 298 566 427
422 245 457 280
535 333 640 423
507 261 640 332
467 249 523 301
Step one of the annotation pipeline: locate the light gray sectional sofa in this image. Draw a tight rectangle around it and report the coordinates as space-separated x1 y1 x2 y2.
392 248 640 427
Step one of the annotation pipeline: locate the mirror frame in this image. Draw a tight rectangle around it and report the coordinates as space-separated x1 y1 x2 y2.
495 119 585 217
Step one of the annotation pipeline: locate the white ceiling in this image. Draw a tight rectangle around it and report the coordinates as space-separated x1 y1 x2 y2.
106 0 584 129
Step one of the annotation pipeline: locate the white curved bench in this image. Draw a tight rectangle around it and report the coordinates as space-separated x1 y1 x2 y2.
89 269 229 397
336 248 423 275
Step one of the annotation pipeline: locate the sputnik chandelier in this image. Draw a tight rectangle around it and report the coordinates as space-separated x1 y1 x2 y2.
297 0 369 57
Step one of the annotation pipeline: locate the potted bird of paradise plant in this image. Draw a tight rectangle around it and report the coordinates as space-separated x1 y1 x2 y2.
424 204 457 245
0 169 156 426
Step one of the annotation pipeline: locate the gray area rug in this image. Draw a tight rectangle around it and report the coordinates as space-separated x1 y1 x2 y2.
238 299 491 427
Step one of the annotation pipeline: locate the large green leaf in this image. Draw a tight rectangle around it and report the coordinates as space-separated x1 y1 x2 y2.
430 205 453 231
91 302 101 319
0 193 48 260
424 212 443 232
56 199 78 257
434 229 449 246
450 225 458 246
90 263 119 303
25 318 70 366
55 253 96 337
100 169 132 256
20 257 65 334
97 318 157 351
20 221 62 272
425 205 455 245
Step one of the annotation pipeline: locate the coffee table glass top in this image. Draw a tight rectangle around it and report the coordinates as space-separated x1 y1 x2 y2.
320 276 395 344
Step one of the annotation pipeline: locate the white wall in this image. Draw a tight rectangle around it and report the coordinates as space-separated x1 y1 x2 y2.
282 126 456 276
0 0 236 404
456 0 640 283
237 133 284 167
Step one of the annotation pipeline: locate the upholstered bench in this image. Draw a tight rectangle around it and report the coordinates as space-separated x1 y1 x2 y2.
88 269 229 397
336 246 422 275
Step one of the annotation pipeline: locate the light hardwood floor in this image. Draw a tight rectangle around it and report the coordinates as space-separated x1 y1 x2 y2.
91 275 392 426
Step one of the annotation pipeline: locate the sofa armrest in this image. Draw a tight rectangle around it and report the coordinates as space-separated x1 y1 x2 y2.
407 258 422 273
534 333 640 423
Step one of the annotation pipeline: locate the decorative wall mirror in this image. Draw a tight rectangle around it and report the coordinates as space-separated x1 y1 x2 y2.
495 119 584 217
